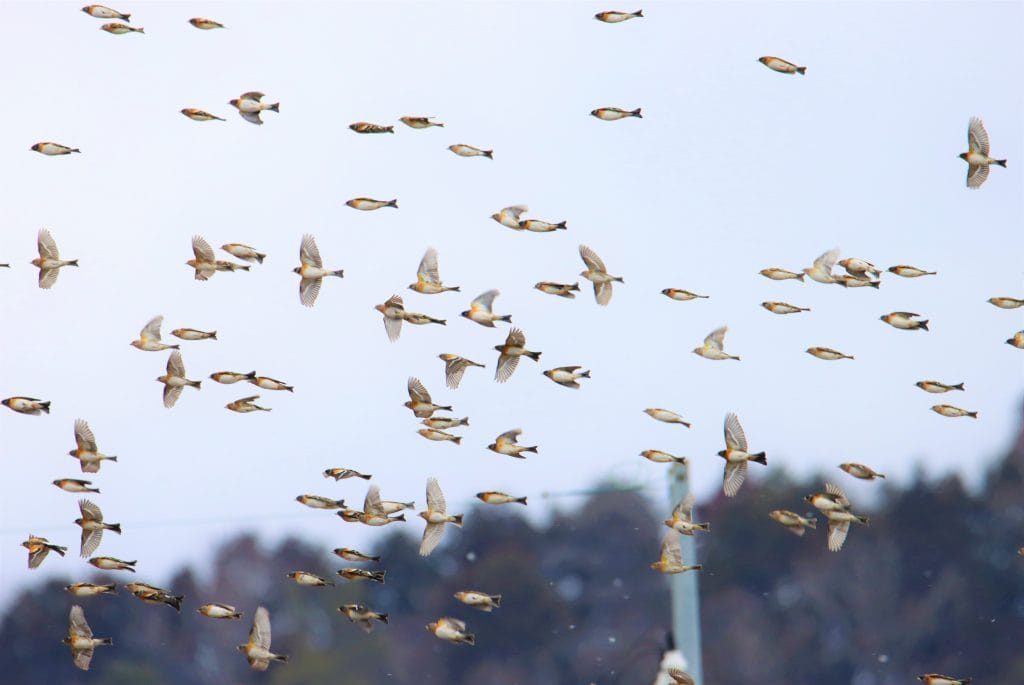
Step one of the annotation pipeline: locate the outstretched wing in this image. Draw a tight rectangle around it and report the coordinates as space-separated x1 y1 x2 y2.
408 377 431 404
723 460 748 498
579 244 607 272
471 289 499 313
363 485 384 516
38 229 60 260
704 326 727 352
140 315 164 342
300 234 322 268
827 519 850 552
420 522 445 556
167 350 185 377
723 412 748 452
300 277 321 307
417 248 440 285
74 419 98 452
192 235 215 263
968 116 989 156
426 477 446 513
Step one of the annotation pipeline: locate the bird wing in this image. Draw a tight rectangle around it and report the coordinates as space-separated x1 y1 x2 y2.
594 281 613 305
28 545 48 569
827 519 850 552
661 533 683 565
38 229 60 260
507 327 525 348
723 460 748 497
408 377 431 404
163 385 183 409
673 494 695 521
239 110 264 125
813 247 840 272
417 247 440 284
471 289 499 313
426 477 446 513
579 244 607 272
74 419 97 452
300 277 322 307
825 482 850 507
192 235 215 263
891 311 920 318
445 358 468 389
442 617 467 632
384 314 402 341
503 205 528 221
167 350 185 377
239 91 265 102
73 647 94 671
967 162 989 189
69 605 92 638
497 429 522 444
495 353 520 383
968 116 989 156
253 606 271 650
141 315 163 341
668 668 696 685
419 522 445 556
80 528 103 558
79 499 103 521
300 234 323 267
38 268 59 289
364 485 384 516
704 326 727 352
723 412 748 451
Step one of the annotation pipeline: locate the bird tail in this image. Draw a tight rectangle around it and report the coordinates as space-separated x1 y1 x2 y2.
103 583 116 593
857 516 870 526
516 497 528 505
751 452 767 465
88 487 101 494
108 523 123 534
867 280 880 289
169 595 184 612
54 545 68 556
696 522 710 532
499 314 512 323
98 638 113 646
451 514 465 527
440 405 453 412
633 9 643 16
372 571 386 583
491 594 503 607
255 253 266 263
525 351 541 361
246 371 257 379
269 103 280 113
71 149 81 153
954 383 965 391
614 276 625 283
387 199 398 208
631 108 642 118
452 436 463 445
379 613 389 624
525 445 539 454
570 282 581 291
804 516 817 529
796 273 805 281
995 159 1007 167
968 411 979 419
483 150 494 159
188 380 202 389
447 286 461 292
672 456 687 465
65 259 79 267
556 221 568 230
272 655 289 663
333 270 345 277
918 320 929 331
462 633 476 646
121 13 131 21
335 499 346 508
170 344 181 349
40 401 51 414
796 66 807 75
107 456 118 462
579 370 591 378
358 473 373 480
690 565 704 572
209 331 218 340
401 501 415 510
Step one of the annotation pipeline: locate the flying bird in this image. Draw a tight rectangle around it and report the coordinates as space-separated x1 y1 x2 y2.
293 234 343 307
181 108 224 121
664 495 710 536
238 607 288 670
426 617 475 645
448 144 492 158
339 604 389 632
579 244 623 305
718 413 767 497
651 533 702 574
172 328 217 341
410 247 460 294
64 605 111 671
405 377 451 418
693 325 740 361
641 450 687 465
100 22 142 33
350 122 394 134
229 92 279 125
32 229 77 289
31 142 80 155
960 117 1006 188
594 9 643 22
65 583 117 598
769 510 817 536
81 5 129 20
69 419 117 473
189 17 225 29
838 257 881 280
125 582 183 611
762 301 810 315
210 370 257 385
454 591 502 611
400 116 443 129
759 267 805 281
931 404 978 419
916 380 965 393
346 198 398 211
477 491 528 505
591 107 642 120
494 328 541 383
286 572 335 588
227 395 271 413
88 556 136 572
805 483 868 551
187 235 217 281
22 535 67 569
131 316 179 351
519 218 567 232
198 604 243 619
758 56 806 74
644 408 691 427
880 312 929 331
839 463 885 480
461 289 511 327
888 265 936 278
418 477 463 556
438 353 485 389
491 204 528 229
803 247 840 284
2 397 51 415
157 351 201 407
488 429 538 458
375 294 406 341
535 281 580 298
917 675 972 685
221 243 265 263
988 297 1024 309
53 478 100 494
806 346 853 361
543 366 590 389
662 288 708 301
74 499 121 558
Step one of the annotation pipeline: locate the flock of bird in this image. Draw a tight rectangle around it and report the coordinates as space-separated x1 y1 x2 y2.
7 5 1018 684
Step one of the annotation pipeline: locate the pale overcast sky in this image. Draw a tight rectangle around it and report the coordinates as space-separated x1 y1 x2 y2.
1 1 1021 605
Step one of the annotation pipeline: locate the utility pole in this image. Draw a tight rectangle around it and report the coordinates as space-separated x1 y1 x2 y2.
663 461 703 685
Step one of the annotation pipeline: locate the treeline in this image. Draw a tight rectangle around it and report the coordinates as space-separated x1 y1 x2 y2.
3 412 1023 684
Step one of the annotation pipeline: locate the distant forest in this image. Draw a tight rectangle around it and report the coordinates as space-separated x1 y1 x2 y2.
4 407 1023 685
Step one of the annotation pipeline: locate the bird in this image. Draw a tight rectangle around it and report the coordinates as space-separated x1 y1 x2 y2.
494 328 541 382
806 346 853 361
664 495 710 535
888 265 936 278
491 204 529 229
454 591 502 611
100 21 142 33
758 56 806 74
334 548 380 563
461 289 512 327
22 535 67 568
880 312 929 331
293 234 343 307
286 572 335 587
156 350 201 408
651 533 702 574
760 267 805 281
31 229 77 289
400 116 443 128
426 617 475 645
189 17 225 29
229 92 279 125
221 243 265 263
519 218 567 232
667 668 697 685
417 428 462 444
323 468 372 481
131 316 179 351
448 144 492 158
662 288 708 301
718 412 767 497
769 510 817 536
418 477 463 556
227 396 271 413
803 247 840 284
125 582 183 611
375 294 406 341
187 235 217 281
88 556 136 572
74 499 121 557
295 494 345 510
403 311 446 326
804 483 868 551
65 583 117 598
409 247 460 294
405 377 451 418
594 9 643 22
838 257 881 280
181 108 225 121
960 117 1006 188
237 607 288 670
64 605 111 671
360 485 410 525
693 325 740 361
543 366 590 389
762 301 810 315
31 142 80 156
249 376 293 392
591 107 642 120
350 122 394 134
346 198 398 211
488 429 538 458
1007 331 1024 348
641 450 687 465
339 605 389 632
535 281 580 298
210 370 258 385
198 603 243 619
839 463 885 480
917 675 972 685
644 408 691 427
2 397 51 415
916 380 965 393
931 404 978 419
438 353 485 389
834 274 880 289
337 568 386 583
171 328 217 341
477 491 528 505
988 297 1024 309
53 478 100 494
579 244 623 305
64 427 118 479
81 5 129 20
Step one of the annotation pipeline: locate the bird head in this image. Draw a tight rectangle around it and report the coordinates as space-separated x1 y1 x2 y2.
228 99 239 108
73 517 84 526
803 495 815 503
691 347 702 356
486 442 497 451
958 152 969 161
460 310 472 319
292 267 302 275
716 449 727 458
407 283 418 291
68 449 78 457
30 143 42 151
